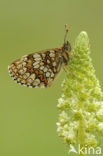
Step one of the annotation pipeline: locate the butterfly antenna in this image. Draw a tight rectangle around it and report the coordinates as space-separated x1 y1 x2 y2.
64 24 69 44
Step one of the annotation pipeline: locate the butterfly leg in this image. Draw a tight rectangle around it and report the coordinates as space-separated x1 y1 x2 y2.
63 64 71 72
63 64 76 77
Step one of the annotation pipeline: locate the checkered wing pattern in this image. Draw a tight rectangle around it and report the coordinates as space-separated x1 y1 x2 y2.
8 49 62 88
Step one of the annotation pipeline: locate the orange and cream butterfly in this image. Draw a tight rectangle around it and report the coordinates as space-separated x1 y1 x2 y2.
8 25 71 88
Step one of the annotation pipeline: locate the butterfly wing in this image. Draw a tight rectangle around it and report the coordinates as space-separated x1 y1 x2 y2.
8 48 63 88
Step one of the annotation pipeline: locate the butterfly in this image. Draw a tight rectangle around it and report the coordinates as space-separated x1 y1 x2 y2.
8 25 71 88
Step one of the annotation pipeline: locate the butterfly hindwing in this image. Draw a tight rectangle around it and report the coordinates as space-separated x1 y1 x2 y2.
8 49 62 88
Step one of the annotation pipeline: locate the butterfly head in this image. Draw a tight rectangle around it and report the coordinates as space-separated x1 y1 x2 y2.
63 41 71 52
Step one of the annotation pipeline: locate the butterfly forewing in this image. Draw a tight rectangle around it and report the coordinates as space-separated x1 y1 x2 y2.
8 49 62 88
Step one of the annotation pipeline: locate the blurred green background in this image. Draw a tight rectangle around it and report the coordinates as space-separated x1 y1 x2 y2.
0 0 103 156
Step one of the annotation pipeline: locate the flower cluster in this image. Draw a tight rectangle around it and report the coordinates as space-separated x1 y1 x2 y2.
57 32 103 151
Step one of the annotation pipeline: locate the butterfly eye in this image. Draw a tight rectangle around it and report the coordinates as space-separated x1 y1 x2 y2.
63 41 71 52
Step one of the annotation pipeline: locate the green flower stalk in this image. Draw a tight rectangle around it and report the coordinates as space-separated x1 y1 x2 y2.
57 32 103 155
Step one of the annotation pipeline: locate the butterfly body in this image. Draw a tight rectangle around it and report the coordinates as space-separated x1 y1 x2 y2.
8 26 71 88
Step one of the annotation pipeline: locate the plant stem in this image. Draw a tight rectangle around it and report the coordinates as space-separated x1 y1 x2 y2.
78 119 85 156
